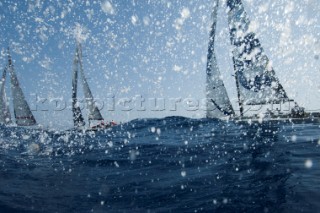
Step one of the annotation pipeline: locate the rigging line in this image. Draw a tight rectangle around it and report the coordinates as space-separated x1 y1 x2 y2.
210 99 234 116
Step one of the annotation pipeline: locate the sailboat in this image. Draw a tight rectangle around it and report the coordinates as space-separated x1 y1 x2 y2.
206 0 320 122
0 48 37 126
72 43 115 131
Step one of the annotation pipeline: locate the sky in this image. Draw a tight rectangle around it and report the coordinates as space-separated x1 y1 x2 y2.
0 0 320 129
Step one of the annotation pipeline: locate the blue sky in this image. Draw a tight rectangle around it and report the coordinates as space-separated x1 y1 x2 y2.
0 0 320 129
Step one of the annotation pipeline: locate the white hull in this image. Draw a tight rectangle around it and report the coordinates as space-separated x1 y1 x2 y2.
229 112 320 124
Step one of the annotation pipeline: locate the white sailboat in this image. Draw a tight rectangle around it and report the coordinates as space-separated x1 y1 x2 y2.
72 43 115 131
206 0 320 122
0 48 37 126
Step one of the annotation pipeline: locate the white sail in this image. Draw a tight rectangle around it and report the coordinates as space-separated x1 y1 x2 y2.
206 0 235 118
7 50 37 126
227 0 290 106
77 43 104 121
0 66 12 124
72 47 86 128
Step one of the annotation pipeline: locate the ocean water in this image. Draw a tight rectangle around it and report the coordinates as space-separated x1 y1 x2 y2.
0 116 320 213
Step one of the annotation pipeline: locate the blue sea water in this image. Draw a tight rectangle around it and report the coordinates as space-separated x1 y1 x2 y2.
0 117 320 213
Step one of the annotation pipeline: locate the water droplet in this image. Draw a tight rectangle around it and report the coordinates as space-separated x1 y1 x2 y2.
223 198 228 204
305 159 313 168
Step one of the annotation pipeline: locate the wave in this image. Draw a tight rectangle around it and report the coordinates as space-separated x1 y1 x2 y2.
0 117 320 212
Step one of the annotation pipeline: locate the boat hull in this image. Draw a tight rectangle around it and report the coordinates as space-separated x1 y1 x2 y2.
232 112 320 124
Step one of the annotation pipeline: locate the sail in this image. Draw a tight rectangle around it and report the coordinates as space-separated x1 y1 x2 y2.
206 0 235 118
227 0 290 105
0 66 12 124
77 44 104 121
72 47 86 128
7 50 37 126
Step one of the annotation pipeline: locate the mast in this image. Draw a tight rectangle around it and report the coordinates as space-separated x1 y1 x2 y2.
7 48 37 126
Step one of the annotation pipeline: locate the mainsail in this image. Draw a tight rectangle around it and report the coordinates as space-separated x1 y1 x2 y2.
77 43 104 121
72 46 86 128
0 66 12 124
206 0 235 118
227 0 290 106
7 49 37 126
